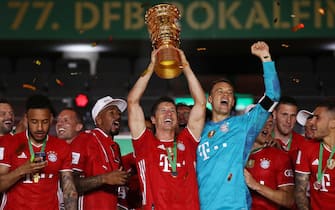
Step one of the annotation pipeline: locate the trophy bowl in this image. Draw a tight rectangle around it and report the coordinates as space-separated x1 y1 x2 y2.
145 3 182 79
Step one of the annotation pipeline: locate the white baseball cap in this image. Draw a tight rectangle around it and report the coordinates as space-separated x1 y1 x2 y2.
91 96 127 124
297 109 313 126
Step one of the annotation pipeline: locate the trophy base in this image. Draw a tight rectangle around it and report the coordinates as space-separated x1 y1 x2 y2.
155 46 182 79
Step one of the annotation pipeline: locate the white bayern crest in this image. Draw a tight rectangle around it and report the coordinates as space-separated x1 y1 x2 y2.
47 151 57 162
260 158 270 169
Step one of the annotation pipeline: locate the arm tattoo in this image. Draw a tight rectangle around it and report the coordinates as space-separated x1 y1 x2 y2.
73 170 103 194
295 172 310 210
61 171 78 210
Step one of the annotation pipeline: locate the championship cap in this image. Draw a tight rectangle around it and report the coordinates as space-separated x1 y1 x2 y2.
297 109 313 126
91 96 127 124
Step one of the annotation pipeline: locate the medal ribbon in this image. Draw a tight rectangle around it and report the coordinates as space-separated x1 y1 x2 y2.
28 135 47 163
166 140 177 174
286 134 293 151
317 143 335 183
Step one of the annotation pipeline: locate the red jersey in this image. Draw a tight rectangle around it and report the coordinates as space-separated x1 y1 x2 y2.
132 128 200 210
295 141 335 210
118 152 142 210
277 131 307 168
71 128 122 210
246 147 294 210
0 131 72 210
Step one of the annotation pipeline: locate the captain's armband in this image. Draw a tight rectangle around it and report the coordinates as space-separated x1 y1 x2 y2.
258 95 278 112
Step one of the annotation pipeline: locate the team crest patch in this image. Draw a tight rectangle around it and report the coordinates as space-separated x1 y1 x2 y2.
220 123 229 133
260 158 270 169
246 159 255 168
47 151 57 162
208 130 215 138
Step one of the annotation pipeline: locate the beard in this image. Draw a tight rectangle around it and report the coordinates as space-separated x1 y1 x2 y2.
110 129 120 137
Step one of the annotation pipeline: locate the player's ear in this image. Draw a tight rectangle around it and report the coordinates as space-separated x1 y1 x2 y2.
208 95 213 104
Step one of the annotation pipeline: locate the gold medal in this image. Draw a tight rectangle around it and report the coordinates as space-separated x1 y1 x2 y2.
208 130 215 138
313 181 322 190
328 159 335 170
33 173 40 183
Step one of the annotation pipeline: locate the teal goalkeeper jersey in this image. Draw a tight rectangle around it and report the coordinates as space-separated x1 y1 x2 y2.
196 61 280 210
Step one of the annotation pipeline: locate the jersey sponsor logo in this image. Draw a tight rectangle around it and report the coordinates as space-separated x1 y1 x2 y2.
47 151 58 162
72 152 80 164
17 152 27 159
23 173 55 183
260 158 270 169
159 153 181 172
0 147 4 160
314 173 331 192
198 142 210 161
284 169 294 177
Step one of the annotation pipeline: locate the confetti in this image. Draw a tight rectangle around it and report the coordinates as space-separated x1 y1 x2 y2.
22 84 36 91
70 72 81 76
290 14 296 18
56 79 64 86
281 43 290 48
34 60 41 65
318 8 325 15
197 47 207 51
291 23 304 32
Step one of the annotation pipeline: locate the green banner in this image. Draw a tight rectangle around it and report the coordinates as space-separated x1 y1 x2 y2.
0 0 334 40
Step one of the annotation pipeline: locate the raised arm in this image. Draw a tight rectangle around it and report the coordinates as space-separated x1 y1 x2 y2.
178 49 207 140
127 50 156 138
251 41 280 102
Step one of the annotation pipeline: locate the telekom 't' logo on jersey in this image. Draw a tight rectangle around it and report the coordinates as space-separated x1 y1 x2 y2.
159 154 181 172
198 142 210 161
315 173 331 192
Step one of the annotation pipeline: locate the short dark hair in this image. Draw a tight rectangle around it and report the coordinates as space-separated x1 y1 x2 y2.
0 98 10 104
276 96 298 110
176 103 191 109
25 94 56 116
209 77 234 95
151 96 176 117
59 108 84 125
316 100 335 117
